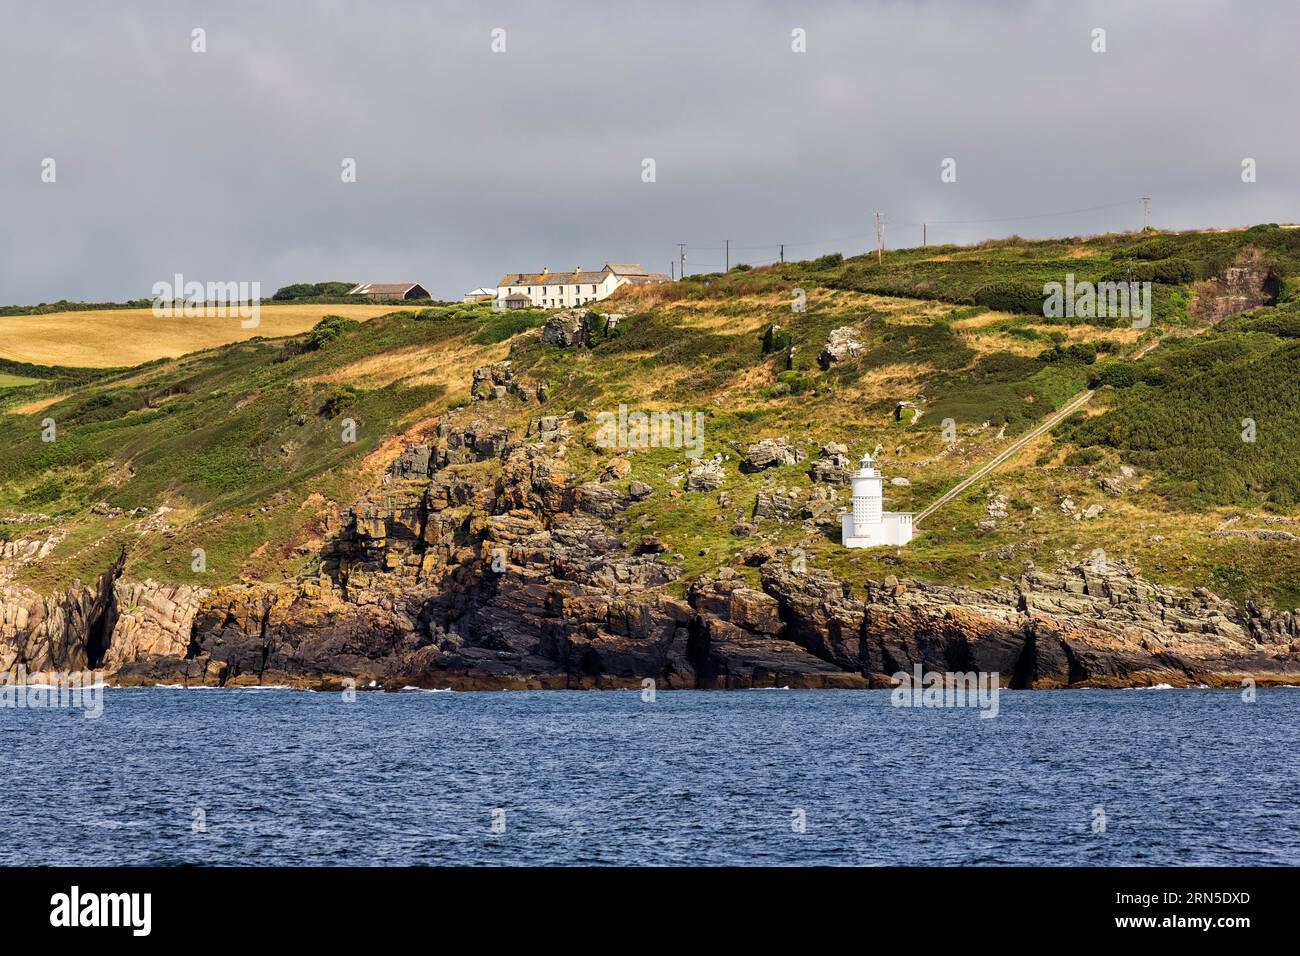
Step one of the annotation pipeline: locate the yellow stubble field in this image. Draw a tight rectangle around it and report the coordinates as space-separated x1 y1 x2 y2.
0 303 399 368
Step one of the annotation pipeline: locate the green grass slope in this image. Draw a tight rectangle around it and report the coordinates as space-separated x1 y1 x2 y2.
3 226 1300 607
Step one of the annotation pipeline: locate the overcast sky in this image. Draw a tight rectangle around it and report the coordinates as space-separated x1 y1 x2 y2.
2 0 1296 304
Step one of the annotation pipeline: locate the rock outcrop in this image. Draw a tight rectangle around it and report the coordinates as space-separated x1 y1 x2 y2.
818 326 864 368
540 309 596 347
5 399 1299 692
471 362 547 403
809 443 850 484
741 437 800 473
1187 249 1281 322
685 456 725 492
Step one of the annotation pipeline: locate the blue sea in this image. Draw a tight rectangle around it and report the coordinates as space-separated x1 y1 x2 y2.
2 687 1297 866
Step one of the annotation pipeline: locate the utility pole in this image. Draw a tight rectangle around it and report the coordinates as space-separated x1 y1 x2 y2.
922 223 927 247
874 212 884 265
779 243 784 264
677 243 686 281
1140 196 1150 231
725 239 730 272
670 260 675 280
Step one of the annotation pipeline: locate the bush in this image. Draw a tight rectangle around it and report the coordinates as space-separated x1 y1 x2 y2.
1038 342 1099 364
304 315 360 350
972 280 1043 315
470 309 545 344
1101 259 1193 284
761 370 814 398
759 323 792 356
1063 447 1104 466
317 384 359 417
1090 360 1138 389
271 282 358 301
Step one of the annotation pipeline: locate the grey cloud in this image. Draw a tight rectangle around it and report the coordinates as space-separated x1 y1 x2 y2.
0 0 1294 303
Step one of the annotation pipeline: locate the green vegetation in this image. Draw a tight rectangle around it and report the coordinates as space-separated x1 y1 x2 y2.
470 307 547 344
7 225 1300 607
1067 302 1300 505
270 281 359 301
0 299 154 316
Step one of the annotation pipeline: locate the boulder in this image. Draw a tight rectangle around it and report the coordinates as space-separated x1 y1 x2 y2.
809 443 851 484
818 326 865 369
742 437 798 473
685 456 725 492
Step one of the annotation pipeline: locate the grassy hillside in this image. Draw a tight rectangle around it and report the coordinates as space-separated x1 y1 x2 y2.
4 226 1300 609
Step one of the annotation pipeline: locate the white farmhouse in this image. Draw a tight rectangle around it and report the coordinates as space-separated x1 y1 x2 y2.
841 450 913 548
495 263 669 309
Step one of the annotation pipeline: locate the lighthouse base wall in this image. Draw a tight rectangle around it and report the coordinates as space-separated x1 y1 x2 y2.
841 511 914 548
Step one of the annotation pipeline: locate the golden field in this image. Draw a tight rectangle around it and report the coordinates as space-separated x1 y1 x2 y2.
0 303 398 368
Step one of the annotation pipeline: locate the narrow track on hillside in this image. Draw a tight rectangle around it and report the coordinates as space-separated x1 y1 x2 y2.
913 336 1161 527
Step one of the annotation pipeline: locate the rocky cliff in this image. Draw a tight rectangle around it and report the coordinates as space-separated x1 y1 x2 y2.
4 370 1299 691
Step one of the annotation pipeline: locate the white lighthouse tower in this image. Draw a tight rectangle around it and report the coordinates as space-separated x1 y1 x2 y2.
841 449 913 548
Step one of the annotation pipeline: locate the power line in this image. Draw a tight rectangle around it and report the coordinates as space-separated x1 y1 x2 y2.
678 196 1144 256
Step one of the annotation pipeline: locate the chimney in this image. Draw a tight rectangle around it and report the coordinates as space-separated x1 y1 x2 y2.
540 266 548 276
574 266 581 275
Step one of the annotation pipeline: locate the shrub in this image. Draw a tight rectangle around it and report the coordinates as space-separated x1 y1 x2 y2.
317 384 359 417
972 280 1043 315
1090 361 1138 389
1063 447 1104 466
1038 342 1098 364
304 315 360 350
471 309 545 344
761 370 814 398
759 323 792 356
271 282 358 301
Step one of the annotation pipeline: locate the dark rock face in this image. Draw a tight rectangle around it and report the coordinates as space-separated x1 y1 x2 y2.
1187 249 1281 322
757 559 1300 688
0 550 124 673
471 362 547 403
539 309 596 347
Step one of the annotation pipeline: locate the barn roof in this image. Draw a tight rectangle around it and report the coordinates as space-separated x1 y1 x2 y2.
347 283 424 296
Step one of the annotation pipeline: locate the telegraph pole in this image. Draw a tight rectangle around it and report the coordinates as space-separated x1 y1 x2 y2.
677 243 686 280
922 223 927 247
874 212 884 265
1140 196 1150 231
779 243 785 264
